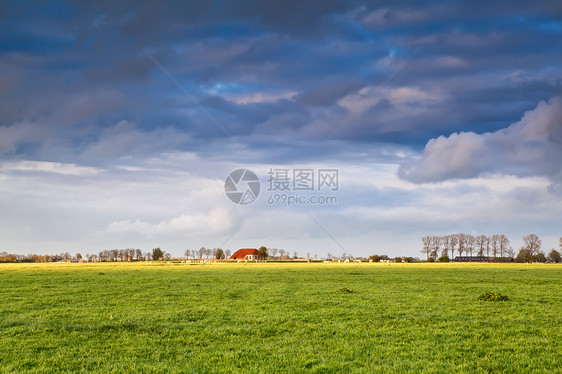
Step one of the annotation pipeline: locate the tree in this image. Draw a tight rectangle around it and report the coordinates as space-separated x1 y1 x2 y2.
506 247 515 258
369 254 381 262
476 235 487 257
457 233 467 259
522 234 542 256
270 248 278 259
441 235 451 257
515 248 532 263
152 247 164 261
225 249 231 258
466 235 475 257
421 236 432 261
430 236 441 260
215 248 225 259
490 234 499 259
257 246 268 259
548 249 561 263
498 235 510 258
449 234 459 260
534 252 547 263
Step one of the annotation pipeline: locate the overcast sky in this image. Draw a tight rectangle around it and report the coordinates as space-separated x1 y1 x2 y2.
1 0 561 257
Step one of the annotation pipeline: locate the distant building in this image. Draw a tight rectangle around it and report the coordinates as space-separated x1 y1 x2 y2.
453 256 514 263
230 248 261 261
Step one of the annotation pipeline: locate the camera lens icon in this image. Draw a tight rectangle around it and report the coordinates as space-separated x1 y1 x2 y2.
224 169 260 205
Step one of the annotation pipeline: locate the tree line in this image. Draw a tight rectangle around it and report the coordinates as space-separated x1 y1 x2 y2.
1 237 560 263
421 234 561 263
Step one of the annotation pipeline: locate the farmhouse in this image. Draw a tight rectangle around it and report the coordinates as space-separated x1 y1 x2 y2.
230 248 261 261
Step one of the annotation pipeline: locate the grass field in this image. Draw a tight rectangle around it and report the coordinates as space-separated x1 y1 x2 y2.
0 262 560 373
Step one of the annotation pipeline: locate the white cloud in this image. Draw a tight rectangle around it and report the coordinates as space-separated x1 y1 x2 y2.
399 96 562 184
106 207 234 237
338 85 445 114
1 160 102 175
220 90 298 104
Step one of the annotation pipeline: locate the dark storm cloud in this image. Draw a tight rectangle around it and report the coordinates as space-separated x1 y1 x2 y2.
1 0 561 170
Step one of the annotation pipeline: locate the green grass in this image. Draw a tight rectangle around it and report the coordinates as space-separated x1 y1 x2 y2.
0 262 561 373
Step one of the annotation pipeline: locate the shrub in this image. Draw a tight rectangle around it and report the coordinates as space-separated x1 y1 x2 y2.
478 292 509 301
336 288 354 294
438 256 449 262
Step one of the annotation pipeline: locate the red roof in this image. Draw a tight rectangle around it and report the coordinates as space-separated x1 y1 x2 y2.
230 248 259 259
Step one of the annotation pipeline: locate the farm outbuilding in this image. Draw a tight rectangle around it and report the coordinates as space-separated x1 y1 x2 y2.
230 248 260 261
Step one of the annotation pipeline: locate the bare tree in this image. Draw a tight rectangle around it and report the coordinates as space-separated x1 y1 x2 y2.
523 234 542 256
441 235 451 257
476 235 487 256
457 233 467 259
506 247 515 258
449 234 459 260
498 235 510 258
430 236 441 260
490 234 499 259
421 236 432 260
270 248 278 259
225 249 231 258
466 235 475 258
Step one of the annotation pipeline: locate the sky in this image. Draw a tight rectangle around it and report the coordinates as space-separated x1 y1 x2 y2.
1 0 561 258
